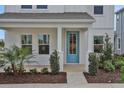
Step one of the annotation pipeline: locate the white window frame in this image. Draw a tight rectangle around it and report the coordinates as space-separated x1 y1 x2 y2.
21 34 32 45
36 5 48 9
21 5 32 9
93 35 104 53
21 34 32 54
117 37 121 50
38 33 50 55
94 5 104 15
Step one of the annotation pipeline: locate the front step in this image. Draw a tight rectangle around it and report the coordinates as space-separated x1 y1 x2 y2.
64 64 84 72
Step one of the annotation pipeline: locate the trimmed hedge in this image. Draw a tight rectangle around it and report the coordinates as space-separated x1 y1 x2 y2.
88 53 98 76
49 50 60 75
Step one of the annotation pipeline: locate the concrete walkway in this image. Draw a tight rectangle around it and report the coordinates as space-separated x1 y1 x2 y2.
0 72 124 88
67 72 87 85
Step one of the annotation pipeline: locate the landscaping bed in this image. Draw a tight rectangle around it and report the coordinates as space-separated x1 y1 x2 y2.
0 72 67 84
84 34 124 83
84 69 120 83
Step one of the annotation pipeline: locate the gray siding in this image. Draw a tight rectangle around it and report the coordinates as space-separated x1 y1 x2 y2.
115 10 124 55
121 12 124 54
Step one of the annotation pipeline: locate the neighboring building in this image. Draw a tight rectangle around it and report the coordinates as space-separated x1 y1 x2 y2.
115 8 124 55
0 5 114 72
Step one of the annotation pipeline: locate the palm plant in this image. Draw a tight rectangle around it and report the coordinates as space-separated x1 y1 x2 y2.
3 46 18 75
17 47 34 74
3 45 35 75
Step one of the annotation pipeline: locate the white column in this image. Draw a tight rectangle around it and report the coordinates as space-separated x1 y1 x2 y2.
57 26 63 71
85 27 92 72
57 26 62 51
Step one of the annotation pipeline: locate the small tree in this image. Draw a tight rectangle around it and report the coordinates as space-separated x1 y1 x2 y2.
103 33 112 60
49 50 60 75
98 33 113 69
0 40 4 48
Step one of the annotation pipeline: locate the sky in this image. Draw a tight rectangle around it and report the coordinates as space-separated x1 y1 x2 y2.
0 5 124 39
0 5 5 39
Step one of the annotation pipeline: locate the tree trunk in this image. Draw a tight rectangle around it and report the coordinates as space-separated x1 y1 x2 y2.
11 63 17 75
19 60 24 75
19 63 23 75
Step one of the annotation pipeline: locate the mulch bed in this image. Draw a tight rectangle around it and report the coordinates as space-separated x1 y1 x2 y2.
0 72 67 84
84 69 120 83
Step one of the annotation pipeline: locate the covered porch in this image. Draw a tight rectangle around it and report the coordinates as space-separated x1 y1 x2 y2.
0 12 95 72
3 26 92 72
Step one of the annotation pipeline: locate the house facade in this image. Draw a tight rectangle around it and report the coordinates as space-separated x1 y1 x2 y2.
0 5 114 72
115 8 124 55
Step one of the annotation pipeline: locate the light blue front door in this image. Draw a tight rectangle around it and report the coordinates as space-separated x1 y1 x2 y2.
66 31 79 63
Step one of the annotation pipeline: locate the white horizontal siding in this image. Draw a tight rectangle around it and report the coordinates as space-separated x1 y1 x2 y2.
5 28 57 65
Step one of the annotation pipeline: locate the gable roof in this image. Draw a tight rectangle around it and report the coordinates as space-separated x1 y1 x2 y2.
0 12 94 20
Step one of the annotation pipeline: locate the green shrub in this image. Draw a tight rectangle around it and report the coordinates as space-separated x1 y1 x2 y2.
29 68 37 74
99 62 104 69
0 60 4 67
120 66 124 73
114 55 124 62
0 53 5 67
115 61 124 69
104 60 115 72
49 50 60 75
98 54 105 69
120 66 124 81
41 68 49 74
88 53 98 76
120 73 124 82
0 40 4 47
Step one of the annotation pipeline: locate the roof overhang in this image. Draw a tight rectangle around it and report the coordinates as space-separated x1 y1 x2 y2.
0 19 95 28
0 13 95 28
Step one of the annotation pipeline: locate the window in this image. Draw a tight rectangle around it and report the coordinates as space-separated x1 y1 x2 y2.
94 6 103 14
21 5 32 9
37 5 48 9
21 35 32 54
94 36 104 53
38 34 49 54
117 37 120 50
117 14 120 22
69 33 77 54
